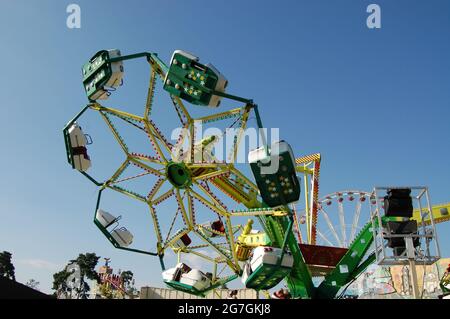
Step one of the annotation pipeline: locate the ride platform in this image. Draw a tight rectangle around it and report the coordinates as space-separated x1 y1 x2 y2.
299 244 348 276
164 280 208 297
245 265 292 290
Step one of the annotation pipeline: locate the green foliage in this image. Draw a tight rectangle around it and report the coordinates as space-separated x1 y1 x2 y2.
52 252 101 298
120 270 138 298
119 270 141 298
52 269 70 291
0 251 16 281
71 252 101 283
120 270 133 287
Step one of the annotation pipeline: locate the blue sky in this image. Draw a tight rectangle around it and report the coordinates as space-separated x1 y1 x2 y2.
0 0 449 294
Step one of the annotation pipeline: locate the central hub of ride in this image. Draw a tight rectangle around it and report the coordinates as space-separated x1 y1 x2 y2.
166 161 192 189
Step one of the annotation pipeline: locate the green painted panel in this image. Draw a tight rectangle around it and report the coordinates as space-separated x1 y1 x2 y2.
82 50 113 100
264 215 315 298
250 144 300 208
316 221 374 299
163 51 219 106
164 280 207 297
245 263 291 290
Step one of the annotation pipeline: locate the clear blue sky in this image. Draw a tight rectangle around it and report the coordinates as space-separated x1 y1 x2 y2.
0 0 449 294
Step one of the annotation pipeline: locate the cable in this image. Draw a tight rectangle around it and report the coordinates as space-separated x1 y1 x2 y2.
337 276 358 299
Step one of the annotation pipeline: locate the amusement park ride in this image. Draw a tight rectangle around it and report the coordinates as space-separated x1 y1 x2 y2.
94 258 136 299
63 49 450 299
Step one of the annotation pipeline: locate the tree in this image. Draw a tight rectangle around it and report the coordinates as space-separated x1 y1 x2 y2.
73 252 100 298
53 252 101 299
53 269 70 290
120 270 138 298
120 270 133 287
72 252 100 283
0 251 16 281
25 279 40 291
52 269 70 298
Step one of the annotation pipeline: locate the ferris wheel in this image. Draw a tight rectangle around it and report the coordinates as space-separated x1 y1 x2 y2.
64 49 290 296
312 190 375 248
63 49 397 299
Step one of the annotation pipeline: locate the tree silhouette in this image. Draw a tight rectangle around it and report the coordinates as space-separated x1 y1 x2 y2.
52 269 70 292
25 279 40 291
72 252 100 283
0 251 16 281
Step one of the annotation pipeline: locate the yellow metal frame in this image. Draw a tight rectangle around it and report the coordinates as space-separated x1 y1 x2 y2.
77 58 270 276
412 202 450 225
295 153 321 245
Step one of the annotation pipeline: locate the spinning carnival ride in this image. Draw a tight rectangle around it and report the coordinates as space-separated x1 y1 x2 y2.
63 49 450 299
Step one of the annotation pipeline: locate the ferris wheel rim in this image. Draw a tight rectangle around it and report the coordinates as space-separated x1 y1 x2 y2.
312 189 373 248
318 190 373 203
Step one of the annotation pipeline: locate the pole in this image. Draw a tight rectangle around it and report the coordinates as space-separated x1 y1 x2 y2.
405 237 420 299
408 259 420 299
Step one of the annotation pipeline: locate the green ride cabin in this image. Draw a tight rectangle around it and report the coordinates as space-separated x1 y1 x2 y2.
82 49 124 101
249 140 301 207
242 246 294 290
163 50 228 107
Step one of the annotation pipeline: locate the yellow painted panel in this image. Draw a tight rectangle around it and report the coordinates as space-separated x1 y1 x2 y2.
412 202 450 225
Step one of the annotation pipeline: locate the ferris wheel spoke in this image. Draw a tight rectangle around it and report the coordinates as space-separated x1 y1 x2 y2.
148 205 163 245
193 230 235 269
146 178 166 202
189 188 227 217
107 158 131 183
143 121 171 161
230 167 260 193
171 122 190 162
184 249 216 263
350 200 362 243
192 168 231 182
184 189 196 226
163 228 190 251
195 107 243 126
175 189 191 227
320 207 343 247
223 216 239 266
99 104 173 161
217 263 228 277
228 108 251 163
338 201 347 247
164 206 181 245
151 187 175 206
316 229 334 247
99 111 129 154
144 69 157 120
128 157 165 177
130 152 164 165
187 244 210 250
195 180 228 212
109 171 153 185
170 95 192 126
